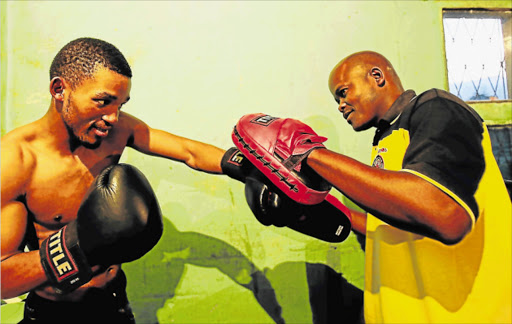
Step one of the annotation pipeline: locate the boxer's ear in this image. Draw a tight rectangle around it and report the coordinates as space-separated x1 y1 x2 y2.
50 77 66 101
370 67 385 87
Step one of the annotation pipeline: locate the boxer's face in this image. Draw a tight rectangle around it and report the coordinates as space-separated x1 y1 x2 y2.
329 63 381 131
61 67 131 148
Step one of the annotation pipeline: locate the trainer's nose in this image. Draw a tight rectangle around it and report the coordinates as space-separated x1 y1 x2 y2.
338 100 347 113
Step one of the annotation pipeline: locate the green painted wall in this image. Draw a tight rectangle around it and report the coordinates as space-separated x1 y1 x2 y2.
1 1 510 323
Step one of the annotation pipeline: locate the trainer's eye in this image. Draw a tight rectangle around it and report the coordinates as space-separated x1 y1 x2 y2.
94 99 111 107
335 88 347 102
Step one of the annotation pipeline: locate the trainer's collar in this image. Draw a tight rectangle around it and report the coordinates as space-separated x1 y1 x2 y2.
381 90 416 124
373 90 416 146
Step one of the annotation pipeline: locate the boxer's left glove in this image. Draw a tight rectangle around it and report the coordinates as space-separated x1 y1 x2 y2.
39 164 163 294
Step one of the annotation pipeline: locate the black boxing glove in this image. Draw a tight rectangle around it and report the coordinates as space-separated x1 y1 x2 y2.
244 173 304 227
39 164 163 294
221 147 257 183
244 176 352 243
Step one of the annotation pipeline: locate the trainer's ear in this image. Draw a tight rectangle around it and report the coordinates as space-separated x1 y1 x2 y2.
50 77 66 101
370 67 385 87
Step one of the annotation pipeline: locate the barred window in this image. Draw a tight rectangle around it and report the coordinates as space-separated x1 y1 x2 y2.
442 9 511 101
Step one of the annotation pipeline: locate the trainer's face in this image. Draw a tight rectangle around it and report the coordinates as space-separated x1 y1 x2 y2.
61 67 131 148
328 63 381 131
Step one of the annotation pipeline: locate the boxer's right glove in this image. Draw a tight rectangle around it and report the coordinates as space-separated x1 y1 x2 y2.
39 164 163 294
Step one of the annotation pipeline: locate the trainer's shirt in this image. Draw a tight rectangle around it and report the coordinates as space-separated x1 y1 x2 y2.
364 89 512 323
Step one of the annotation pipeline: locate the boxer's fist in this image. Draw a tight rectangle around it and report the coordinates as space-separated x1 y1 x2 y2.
39 164 163 294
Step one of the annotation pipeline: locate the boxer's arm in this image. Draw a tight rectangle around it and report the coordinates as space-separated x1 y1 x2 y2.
307 149 471 245
125 113 224 173
1 142 47 298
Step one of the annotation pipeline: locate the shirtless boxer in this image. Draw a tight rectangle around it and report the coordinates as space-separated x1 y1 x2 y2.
1 37 227 323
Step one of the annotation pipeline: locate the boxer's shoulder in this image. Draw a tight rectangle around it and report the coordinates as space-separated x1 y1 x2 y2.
118 111 150 141
118 111 146 131
1 125 37 198
2 120 58 175
2 123 38 155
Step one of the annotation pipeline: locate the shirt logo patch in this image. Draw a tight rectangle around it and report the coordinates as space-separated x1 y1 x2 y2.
372 155 384 169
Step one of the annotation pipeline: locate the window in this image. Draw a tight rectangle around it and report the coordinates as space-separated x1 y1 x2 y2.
442 9 511 101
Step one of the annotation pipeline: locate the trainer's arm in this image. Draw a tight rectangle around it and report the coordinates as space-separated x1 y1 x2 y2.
307 148 472 245
126 113 225 173
348 208 367 236
1 142 47 298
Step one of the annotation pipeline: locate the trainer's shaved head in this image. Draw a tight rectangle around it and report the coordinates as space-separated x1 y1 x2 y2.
328 51 404 131
329 51 403 93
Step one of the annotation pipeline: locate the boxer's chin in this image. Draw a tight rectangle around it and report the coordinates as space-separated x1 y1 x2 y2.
75 131 102 150
81 140 102 150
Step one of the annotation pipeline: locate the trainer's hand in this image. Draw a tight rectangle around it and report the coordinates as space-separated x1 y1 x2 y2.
39 164 163 294
232 113 331 205
244 173 303 227
244 174 352 242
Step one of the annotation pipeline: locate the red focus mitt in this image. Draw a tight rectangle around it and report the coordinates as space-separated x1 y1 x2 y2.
232 113 330 205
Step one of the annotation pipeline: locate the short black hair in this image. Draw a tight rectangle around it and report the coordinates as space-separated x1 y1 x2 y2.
49 37 132 87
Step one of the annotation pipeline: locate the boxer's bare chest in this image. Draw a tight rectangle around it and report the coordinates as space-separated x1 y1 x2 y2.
25 140 126 240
